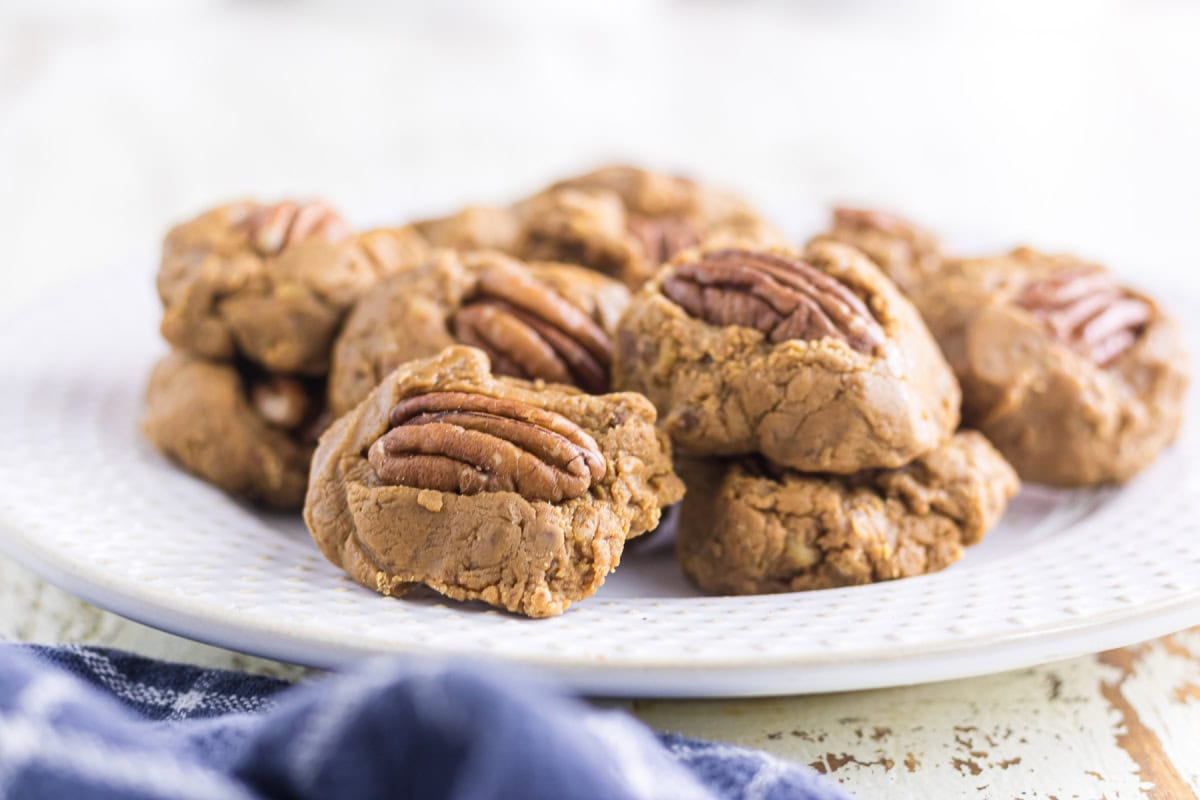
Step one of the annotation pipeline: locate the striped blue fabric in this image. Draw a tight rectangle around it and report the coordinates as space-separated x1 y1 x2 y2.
0 645 847 800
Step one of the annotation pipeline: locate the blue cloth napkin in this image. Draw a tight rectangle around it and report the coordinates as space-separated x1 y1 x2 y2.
0 645 848 800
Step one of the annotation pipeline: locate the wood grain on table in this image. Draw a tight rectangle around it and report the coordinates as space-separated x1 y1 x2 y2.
3 555 1197 799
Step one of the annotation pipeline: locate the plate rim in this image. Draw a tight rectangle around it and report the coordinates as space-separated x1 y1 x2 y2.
3 510 1198 697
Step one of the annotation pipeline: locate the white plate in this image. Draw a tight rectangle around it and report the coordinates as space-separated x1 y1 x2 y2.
1 266 1198 698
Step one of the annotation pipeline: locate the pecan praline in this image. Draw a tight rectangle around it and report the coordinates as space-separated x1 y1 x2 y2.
143 351 315 509
157 200 429 375
911 247 1187 485
327 252 630 416
305 346 684 618
613 240 961 473
676 432 1019 595
812 206 944 294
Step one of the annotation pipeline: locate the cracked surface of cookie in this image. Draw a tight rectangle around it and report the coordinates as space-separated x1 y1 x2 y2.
912 247 1188 485
811 206 944 293
513 165 787 288
614 240 961 473
157 201 429 375
305 346 684 618
142 351 322 509
677 432 1018 595
328 250 630 416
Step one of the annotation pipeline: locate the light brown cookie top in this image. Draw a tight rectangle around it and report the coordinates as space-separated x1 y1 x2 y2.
810 206 944 293
913 247 1188 485
328 250 630 416
142 351 323 509
677 431 1019 595
412 205 523 253
305 345 684 618
613 239 961 473
158 200 430 375
512 165 787 288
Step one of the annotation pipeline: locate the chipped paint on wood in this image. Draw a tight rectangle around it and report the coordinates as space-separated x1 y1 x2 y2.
629 630 1200 798
1097 635 1200 798
1097 647 1192 798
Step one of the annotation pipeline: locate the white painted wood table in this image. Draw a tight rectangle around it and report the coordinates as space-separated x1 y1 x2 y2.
4 2 1200 797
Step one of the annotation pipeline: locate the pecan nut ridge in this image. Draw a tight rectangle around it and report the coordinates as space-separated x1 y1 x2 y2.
239 200 353 256
451 266 612 393
1016 269 1151 366
627 214 700 265
661 249 886 354
368 391 606 502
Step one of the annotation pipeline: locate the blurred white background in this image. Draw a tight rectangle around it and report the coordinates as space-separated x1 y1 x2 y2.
2 0 1198 314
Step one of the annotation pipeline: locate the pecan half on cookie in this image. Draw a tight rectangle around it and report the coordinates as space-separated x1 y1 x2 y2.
614 241 961 473
158 200 430 375
328 251 629 416
676 432 1018 595
512 165 788 288
912 247 1188 485
143 351 326 509
305 346 684 617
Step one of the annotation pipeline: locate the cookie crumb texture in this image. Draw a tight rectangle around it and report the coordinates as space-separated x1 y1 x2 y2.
142 351 314 510
304 346 684 618
615 240 961 473
677 432 1018 594
914 248 1189 485
157 201 428 375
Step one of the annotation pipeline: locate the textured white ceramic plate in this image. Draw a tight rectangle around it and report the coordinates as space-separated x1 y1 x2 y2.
1 267 1198 697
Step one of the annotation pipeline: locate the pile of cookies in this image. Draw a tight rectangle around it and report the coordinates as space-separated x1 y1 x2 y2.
142 166 1189 618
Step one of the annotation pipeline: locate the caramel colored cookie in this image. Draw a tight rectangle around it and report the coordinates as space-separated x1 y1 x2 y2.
305 346 684 617
328 250 630 416
142 351 324 509
811 207 944 293
912 248 1189 485
677 432 1018 595
158 200 429 375
513 165 786 288
614 240 961 473
412 205 522 253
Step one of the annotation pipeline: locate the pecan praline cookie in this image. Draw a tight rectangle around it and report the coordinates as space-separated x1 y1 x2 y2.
811 207 944 294
328 250 630 416
304 346 685 618
912 247 1189 485
677 432 1018 595
158 200 428 375
513 165 787 288
142 351 323 509
614 240 961 473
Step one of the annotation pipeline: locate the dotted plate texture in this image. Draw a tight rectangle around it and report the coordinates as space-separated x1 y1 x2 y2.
1 266 1197 698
